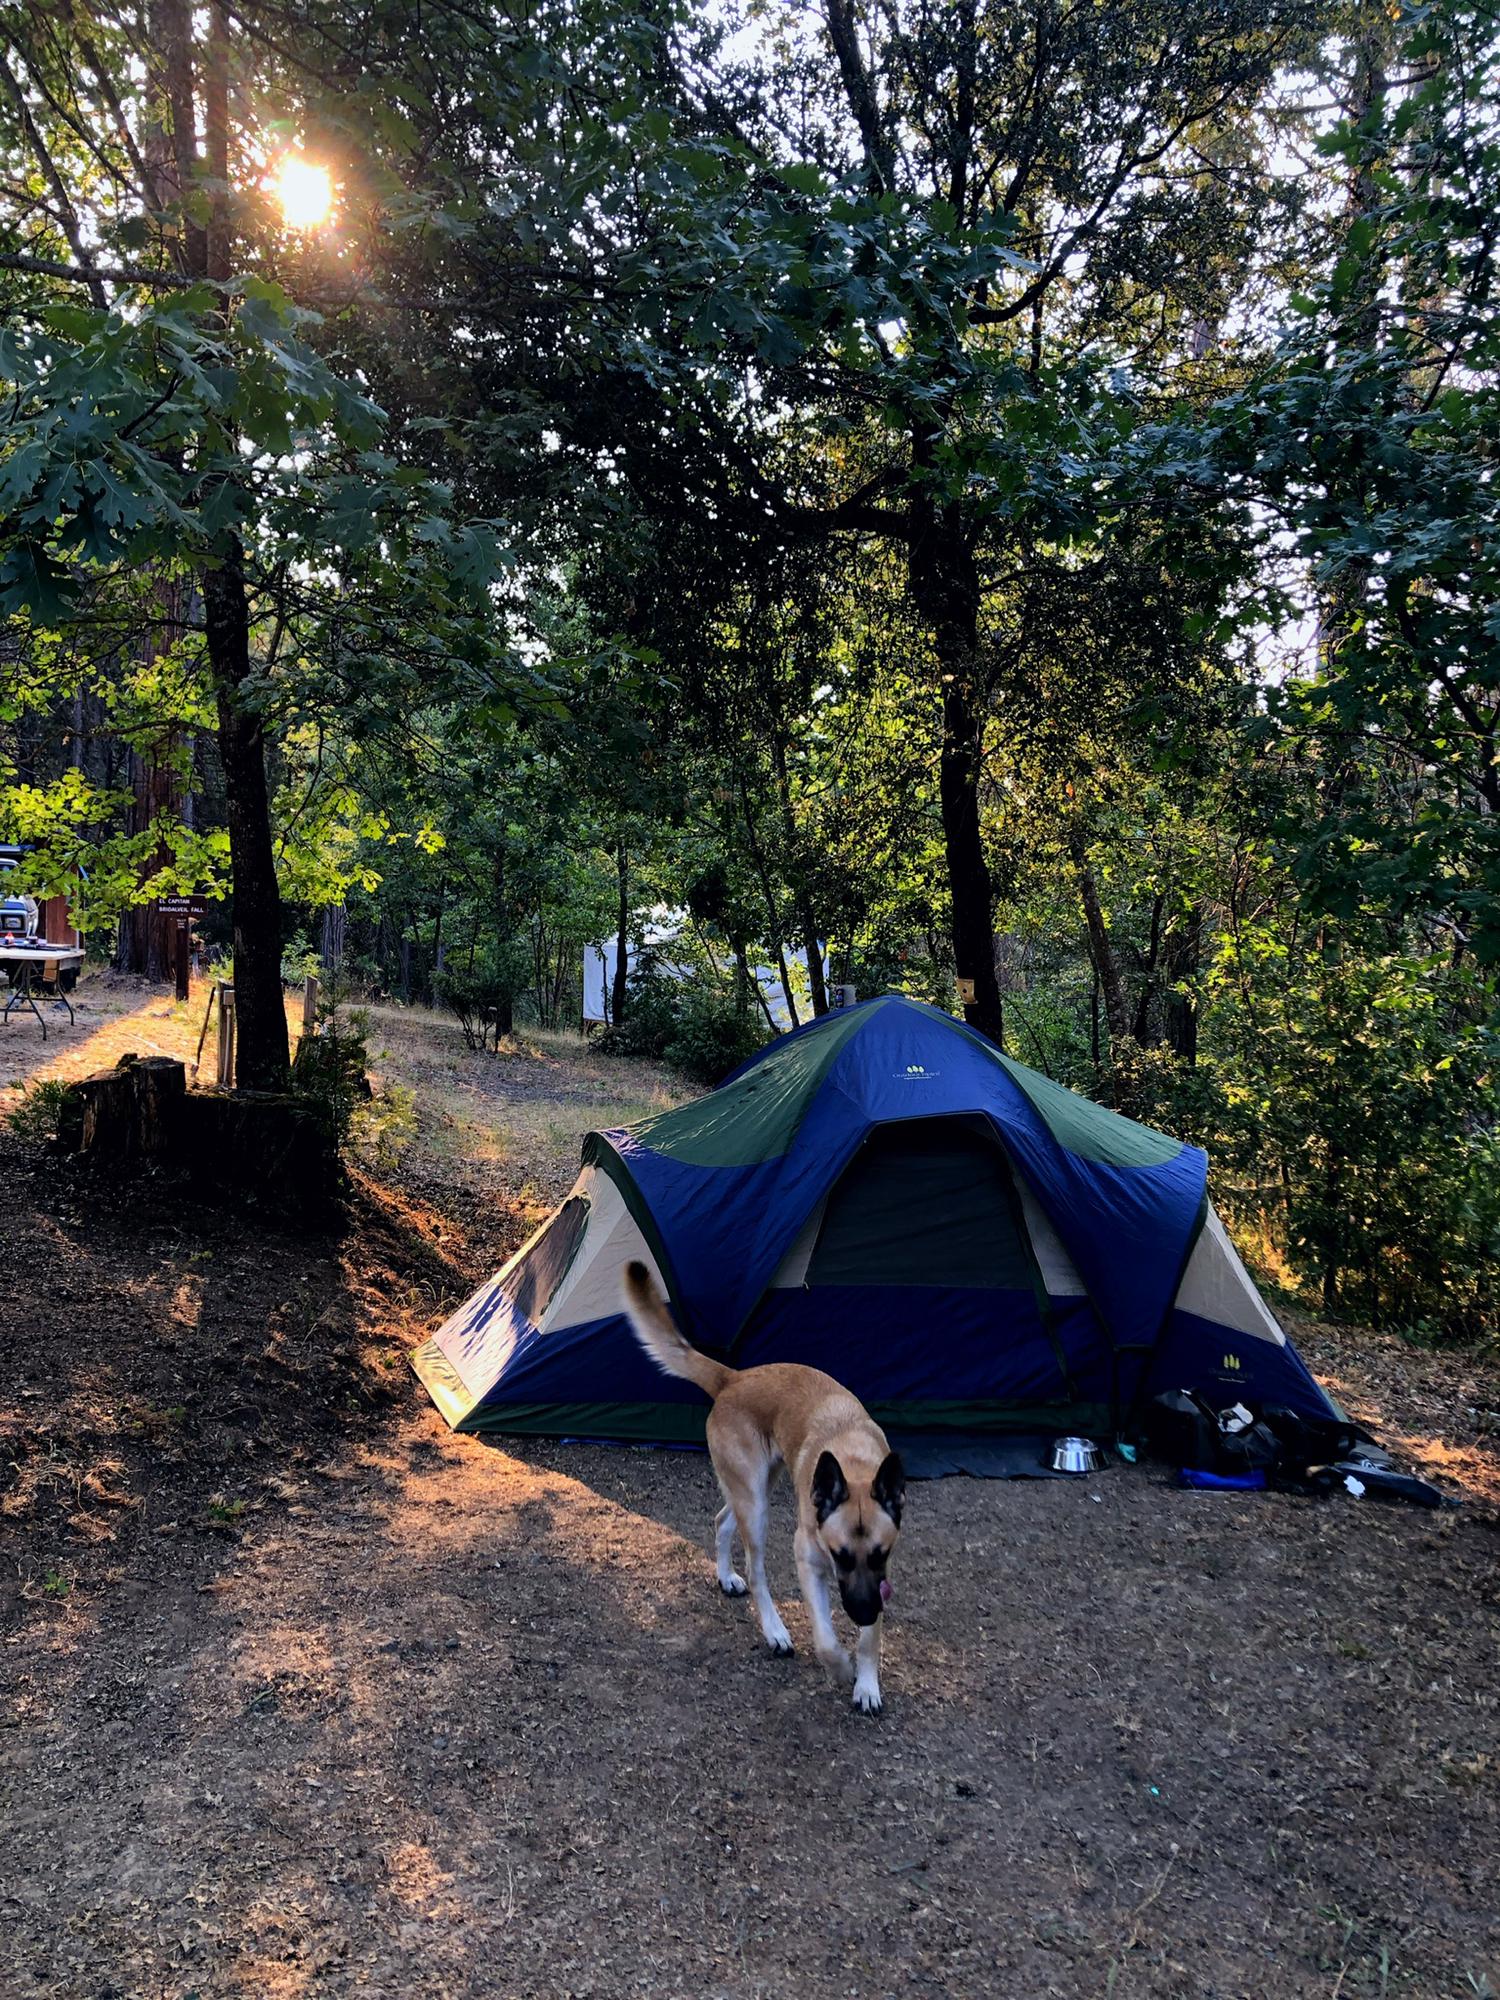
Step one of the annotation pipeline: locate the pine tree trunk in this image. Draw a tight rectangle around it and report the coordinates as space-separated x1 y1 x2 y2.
205 553 290 1090
149 2 288 1088
1317 22 1391 800
1163 907 1202 1064
613 838 630 1026
430 879 445 1002
769 735 828 1015
1321 1180 1341 1316
117 579 187 978
738 774 800 1028
909 499 1003 1043
1130 893 1166 1045
799 912 828 1016
492 846 514 1040
938 671 1003 1043
1071 835 1130 1048
117 745 177 977
321 902 346 974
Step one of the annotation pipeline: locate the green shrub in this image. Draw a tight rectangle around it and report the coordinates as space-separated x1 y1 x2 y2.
1088 1039 1229 1146
435 965 515 1052
7 1077 69 1145
1091 960 1500 1341
596 958 765 1086
353 1080 418 1170
595 965 684 1062
281 929 323 985
290 1008 372 1151
665 992 765 1085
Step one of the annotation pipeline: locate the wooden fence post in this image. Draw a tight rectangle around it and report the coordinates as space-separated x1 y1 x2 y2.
302 973 320 1039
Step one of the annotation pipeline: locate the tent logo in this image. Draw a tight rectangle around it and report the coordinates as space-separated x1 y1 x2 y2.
1222 1353 1241 1372
899 1063 939 1080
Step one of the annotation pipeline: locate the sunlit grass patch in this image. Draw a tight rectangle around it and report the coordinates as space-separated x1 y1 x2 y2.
541 1096 675 1149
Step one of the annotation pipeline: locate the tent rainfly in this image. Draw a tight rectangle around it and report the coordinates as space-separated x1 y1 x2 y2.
412 996 1338 1442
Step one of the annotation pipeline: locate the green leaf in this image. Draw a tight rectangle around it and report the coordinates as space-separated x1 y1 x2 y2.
0 541 76 623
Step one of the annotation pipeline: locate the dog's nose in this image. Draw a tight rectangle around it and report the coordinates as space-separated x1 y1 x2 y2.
841 1583 883 1628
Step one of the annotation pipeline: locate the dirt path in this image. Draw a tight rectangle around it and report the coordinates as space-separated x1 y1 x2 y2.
0 967 313 1096
0 969 221 1089
2 995 1498 1999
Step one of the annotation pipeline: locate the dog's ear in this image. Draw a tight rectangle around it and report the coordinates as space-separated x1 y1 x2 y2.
873 1450 905 1527
812 1450 848 1523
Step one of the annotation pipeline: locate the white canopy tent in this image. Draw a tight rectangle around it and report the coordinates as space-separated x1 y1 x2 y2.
582 914 829 1033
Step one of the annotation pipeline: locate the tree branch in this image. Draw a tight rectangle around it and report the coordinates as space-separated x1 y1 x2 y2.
822 0 894 195
74 24 152 194
0 49 106 307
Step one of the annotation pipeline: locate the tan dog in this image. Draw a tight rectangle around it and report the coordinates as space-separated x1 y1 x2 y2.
622 1261 905 1714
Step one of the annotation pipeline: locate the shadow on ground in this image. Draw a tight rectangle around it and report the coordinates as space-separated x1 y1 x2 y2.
1 1005 1498 2000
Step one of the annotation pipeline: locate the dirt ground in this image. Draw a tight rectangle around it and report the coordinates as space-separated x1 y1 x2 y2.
0 968 226 1088
2 979 1498 2000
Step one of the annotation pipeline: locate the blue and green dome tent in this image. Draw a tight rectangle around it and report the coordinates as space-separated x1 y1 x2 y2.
412 996 1337 1441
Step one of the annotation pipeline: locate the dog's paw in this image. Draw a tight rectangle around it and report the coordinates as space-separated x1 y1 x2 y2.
851 1680 883 1716
762 1614 795 1657
818 1647 856 1688
718 1574 748 1597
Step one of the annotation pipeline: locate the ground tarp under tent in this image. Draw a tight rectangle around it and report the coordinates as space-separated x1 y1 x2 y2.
412 996 1339 1442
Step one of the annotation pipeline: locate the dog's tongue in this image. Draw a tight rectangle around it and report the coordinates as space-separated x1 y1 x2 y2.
879 1578 893 1604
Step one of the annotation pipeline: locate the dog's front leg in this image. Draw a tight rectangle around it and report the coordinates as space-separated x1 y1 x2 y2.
795 1528 853 1688
851 1617 883 1715
732 1487 793 1655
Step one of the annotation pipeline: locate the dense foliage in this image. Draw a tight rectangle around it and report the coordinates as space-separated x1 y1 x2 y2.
0 0 1494 1333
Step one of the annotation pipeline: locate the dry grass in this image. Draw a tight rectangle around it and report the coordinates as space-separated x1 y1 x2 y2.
357 1000 690 1210
0 979 680 1206
0 969 307 1099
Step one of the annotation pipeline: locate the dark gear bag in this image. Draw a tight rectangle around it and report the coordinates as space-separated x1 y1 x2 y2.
1146 1389 1284 1476
1144 1389 1223 1469
1259 1406 1367 1469
1214 1413 1282 1474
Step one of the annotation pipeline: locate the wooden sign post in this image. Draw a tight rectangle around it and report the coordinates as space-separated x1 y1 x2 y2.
216 984 236 1089
155 895 207 1004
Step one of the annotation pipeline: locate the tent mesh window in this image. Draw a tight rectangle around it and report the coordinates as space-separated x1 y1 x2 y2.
805 1120 1035 1290
502 1193 590 1323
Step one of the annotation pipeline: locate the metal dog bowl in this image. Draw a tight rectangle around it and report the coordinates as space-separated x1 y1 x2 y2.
1050 1435 1101 1475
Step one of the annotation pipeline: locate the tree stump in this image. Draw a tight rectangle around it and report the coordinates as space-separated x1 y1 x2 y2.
56 1058 340 1224
60 1054 186 1160
177 1090 340 1217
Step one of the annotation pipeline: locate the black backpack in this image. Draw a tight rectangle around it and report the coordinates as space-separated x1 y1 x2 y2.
1144 1389 1231 1470
1143 1388 1282 1474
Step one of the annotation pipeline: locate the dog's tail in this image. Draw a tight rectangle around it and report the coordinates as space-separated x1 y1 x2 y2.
622 1261 734 1400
